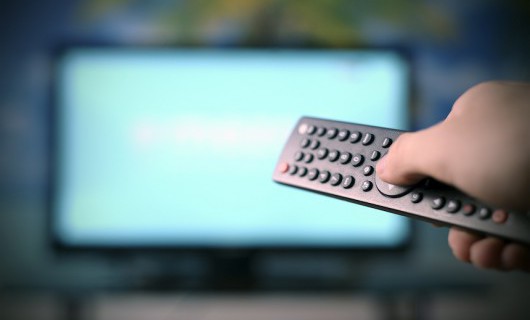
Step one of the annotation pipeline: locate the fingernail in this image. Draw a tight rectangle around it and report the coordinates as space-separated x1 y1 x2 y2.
376 156 387 175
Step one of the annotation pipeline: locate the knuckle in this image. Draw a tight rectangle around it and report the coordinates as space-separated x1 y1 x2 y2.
451 81 503 115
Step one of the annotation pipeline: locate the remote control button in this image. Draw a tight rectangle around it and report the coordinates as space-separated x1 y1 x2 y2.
319 171 331 183
462 204 475 216
295 151 304 161
349 131 362 143
446 200 461 213
310 140 320 150
327 128 338 139
339 152 352 164
316 127 327 136
342 175 355 188
298 123 308 134
370 150 381 161
328 150 340 162
492 209 508 224
330 173 343 186
362 133 374 145
316 148 329 160
382 137 393 148
478 207 492 220
298 167 308 177
337 129 350 141
304 153 314 163
411 192 423 203
361 180 373 192
307 125 317 135
300 138 311 148
374 174 413 197
363 165 374 176
289 165 298 175
279 163 289 174
351 154 364 167
307 168 319 180
431 197 446 210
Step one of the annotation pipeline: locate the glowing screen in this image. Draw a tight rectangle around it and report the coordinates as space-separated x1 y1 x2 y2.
55 48 410 247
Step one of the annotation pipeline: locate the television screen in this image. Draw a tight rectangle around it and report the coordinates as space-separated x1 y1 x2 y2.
52 48 410 248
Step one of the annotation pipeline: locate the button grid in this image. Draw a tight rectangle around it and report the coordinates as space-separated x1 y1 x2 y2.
285 123 507 225
282 124 385 194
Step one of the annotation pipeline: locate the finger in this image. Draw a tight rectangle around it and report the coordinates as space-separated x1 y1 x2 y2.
469 237 505 270
376 122 457 186
448 228 483 263
501 243 530 271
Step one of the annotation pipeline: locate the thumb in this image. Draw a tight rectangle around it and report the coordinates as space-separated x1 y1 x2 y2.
376 122 453 186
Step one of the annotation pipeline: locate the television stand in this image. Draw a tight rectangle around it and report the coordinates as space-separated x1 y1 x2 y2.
208 251 258 291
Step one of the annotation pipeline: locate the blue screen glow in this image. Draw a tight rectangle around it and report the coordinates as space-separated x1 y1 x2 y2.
55 48 410 247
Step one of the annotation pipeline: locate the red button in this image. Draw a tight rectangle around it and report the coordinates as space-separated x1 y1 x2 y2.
492 209 508 224
279 163 289 174
462 204 475 216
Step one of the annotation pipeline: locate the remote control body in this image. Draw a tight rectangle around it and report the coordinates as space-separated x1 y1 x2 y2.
273 116 530 246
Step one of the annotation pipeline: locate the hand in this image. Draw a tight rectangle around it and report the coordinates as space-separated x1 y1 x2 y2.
448 228 530 271
376 81 530 271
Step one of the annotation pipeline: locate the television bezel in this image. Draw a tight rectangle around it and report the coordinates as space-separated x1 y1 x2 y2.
47 44 415 256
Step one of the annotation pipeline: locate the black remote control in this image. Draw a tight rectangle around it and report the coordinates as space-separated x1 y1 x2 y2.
273 116 530 246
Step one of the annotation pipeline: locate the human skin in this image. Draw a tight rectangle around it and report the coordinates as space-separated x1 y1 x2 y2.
376 81 530 271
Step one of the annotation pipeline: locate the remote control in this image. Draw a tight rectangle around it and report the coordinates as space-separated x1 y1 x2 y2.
273 116 530 246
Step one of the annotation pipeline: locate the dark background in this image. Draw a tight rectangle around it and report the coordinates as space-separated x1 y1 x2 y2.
1 1 530 319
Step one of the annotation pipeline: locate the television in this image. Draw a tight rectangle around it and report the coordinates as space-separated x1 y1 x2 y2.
49 47 411 283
